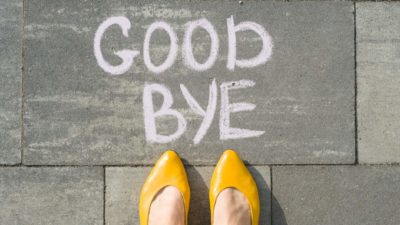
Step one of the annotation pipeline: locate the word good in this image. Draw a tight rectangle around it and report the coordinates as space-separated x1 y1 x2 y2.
94 16 273 75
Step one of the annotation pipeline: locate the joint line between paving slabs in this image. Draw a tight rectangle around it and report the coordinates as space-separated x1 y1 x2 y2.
103 166 106 225
353 0 359 165
270 166 274 225
0 162 380 168
20 0 26 165
2 164 400 169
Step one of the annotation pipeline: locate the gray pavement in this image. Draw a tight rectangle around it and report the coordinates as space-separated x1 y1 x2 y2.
23 1 354 165
0 0 22 165
357 3 400 163
0 167 103 225
272 166 400 225
1 0 400 225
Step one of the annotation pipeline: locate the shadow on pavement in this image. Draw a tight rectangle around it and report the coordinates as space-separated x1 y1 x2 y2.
187 167 211 225
249 165 288 225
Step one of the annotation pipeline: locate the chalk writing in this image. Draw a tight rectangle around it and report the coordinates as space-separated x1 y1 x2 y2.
180 79 217 145
144 21 178 74
94 16 273 73
94 16 273 144
94 16 139 75
220 80 265 139
143 83 187 143
226 16 273 70
182 18 219 71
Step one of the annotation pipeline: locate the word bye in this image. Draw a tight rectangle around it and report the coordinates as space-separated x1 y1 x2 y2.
143 79 265 144
94 16 273 144
94 16 273 74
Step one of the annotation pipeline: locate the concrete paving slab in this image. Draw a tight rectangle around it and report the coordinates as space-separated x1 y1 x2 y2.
357 3 400 163
106 165 270 225
272 166 400 225
24 1 354 165
0 167 103 225
0 0 22 164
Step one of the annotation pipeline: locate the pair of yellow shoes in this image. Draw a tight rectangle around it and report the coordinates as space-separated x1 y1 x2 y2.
140 149 259 225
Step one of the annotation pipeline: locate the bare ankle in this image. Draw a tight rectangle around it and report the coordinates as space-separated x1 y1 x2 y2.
213 188 251 225
149 186 185 225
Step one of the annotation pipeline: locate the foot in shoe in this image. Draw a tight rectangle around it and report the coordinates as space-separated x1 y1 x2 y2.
213 188 251 225
149 186 185 225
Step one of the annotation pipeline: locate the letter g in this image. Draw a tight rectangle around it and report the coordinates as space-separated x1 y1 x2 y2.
94 16 139 75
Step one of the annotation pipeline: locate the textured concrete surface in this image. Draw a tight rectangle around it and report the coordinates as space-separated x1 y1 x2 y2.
0 167 103 225
0 0 22 164
106 166 271 225
24 1 354 165
272 166 400 225
357 3 400 164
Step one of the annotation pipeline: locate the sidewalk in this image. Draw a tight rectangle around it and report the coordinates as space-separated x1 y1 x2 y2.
1 1 400 225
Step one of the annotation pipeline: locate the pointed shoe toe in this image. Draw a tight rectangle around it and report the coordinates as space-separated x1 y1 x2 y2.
209 149 260 225
139 150 190 225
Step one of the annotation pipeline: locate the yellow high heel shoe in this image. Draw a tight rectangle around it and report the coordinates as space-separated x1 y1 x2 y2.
209 149 260 225
139 150 190 225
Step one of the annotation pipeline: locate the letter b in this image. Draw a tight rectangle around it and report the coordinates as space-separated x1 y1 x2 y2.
143 83 187 143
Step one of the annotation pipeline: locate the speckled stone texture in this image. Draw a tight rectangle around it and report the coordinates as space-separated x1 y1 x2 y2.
0 0 22 164
357 2 400 163
272 166 400 225
24 1 354 165
0 167 103 225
